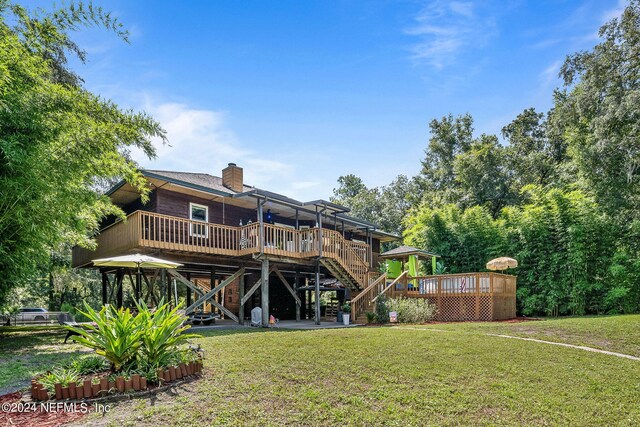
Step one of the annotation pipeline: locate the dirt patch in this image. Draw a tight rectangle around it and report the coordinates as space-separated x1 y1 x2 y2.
494 317 543 323
0 391 89 427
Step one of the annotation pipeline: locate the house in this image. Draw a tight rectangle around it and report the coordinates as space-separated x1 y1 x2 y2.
72 163 399 326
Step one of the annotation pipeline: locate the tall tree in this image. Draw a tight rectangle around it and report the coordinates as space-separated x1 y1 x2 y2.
420 113 474 205
502 108 568 191
0 2 165 305
331 174 421 237
453 134 514 216
552 0 640 222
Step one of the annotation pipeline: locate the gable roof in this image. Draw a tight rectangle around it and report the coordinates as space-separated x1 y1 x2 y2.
106 168 401 241
144 170 254 194
379 245 439 259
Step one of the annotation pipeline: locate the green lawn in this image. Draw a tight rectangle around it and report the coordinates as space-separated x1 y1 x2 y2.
408 315 640 357
3 316 640 426
0 326 89 394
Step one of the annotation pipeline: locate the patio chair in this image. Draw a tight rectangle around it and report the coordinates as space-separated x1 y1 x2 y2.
57 312 81 344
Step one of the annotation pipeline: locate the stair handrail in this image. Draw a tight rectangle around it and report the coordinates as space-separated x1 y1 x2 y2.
350 273 387 320
321 229 369 288
350 273 387 305
372 271 408 302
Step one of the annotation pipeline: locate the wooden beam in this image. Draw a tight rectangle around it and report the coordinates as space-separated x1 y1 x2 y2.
167 269 205 297
116 269 124 308
142 270 159 306
273 267 301 306
161 268 169 305
208 299 238 323
238 272 245 325
185 268 245 314
314 262 321 325
101 273 107 305
261 259 269 327
186 272 192 307
258 199 264 253
240 265 276 305
294 271 301 322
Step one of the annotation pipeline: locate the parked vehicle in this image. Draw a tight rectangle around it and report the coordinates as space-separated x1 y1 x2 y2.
17 307 49 322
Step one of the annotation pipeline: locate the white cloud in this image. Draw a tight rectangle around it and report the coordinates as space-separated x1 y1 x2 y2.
601 0 626 24
540 60 562 87
131 101 298 196
406 1 496 69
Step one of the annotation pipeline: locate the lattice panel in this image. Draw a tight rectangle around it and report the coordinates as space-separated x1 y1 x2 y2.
479 296 493 321
435 296 475 321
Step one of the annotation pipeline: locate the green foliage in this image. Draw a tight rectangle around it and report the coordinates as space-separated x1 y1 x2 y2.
331 174 421 237
374 294 388 324
67 299 200 377
552 0 640 224
65 355 109 375
365 311 375 324
67 303 143 371
434 261 447 275
405 186 638 316
0 2 165 305
385 297 437 323
341 303 351 314
39 367 80 394
134 299 200 371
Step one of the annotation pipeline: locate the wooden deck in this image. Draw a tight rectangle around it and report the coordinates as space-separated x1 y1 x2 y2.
73 210 370 287
351 272 517 322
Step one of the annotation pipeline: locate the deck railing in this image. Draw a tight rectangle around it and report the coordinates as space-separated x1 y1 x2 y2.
73 210 372 287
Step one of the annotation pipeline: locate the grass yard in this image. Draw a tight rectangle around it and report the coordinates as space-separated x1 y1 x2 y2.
413 315 640 357
2 316 639 426
0 326 89 395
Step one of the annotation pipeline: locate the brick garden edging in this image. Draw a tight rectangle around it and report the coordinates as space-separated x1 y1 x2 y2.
30 360 203 402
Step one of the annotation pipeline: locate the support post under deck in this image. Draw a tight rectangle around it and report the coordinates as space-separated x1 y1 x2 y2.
116 268 124 308
314 262 321 325
294 271 300 322
101 272 107 305
261 259 270 327
238 272 245 325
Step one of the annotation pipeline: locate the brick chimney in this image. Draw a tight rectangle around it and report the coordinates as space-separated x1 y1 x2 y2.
222 163 243 192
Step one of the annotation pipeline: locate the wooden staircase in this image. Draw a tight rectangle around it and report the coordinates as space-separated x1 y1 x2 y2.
318 229 370 290
350 271 408 321
320 258 359 289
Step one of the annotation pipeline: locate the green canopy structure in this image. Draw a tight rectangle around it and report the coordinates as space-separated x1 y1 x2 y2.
379 245 440 275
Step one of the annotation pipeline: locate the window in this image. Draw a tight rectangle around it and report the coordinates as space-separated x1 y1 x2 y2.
190 203 208 237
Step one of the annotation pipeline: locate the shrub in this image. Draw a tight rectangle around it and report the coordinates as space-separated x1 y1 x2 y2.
134 299 200 371
64 355 109 375
39 368 80 394
385 297 437 323
67 303 144 371
66 299 200 378
60 302 91 323
365 311 375 324
374 294 388 324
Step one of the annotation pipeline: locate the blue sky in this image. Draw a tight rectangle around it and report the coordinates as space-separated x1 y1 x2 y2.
59 0 625 200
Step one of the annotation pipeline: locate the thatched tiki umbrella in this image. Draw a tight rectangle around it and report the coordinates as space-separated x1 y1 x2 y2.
486 257 518 273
